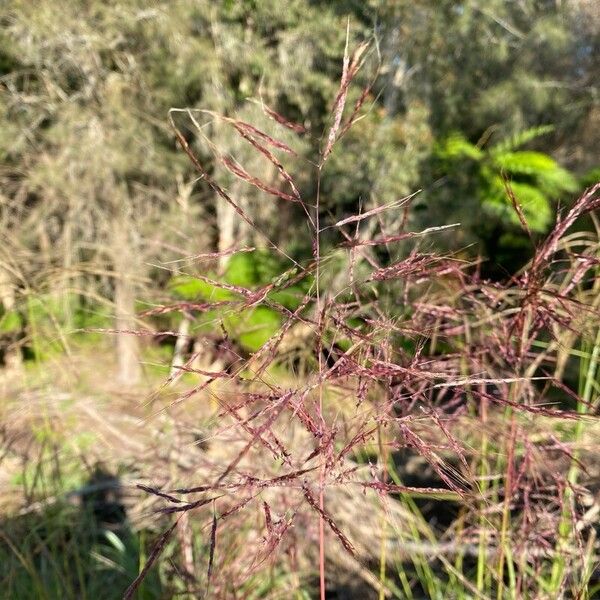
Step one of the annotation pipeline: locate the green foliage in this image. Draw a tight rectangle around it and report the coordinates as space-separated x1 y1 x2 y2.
0 309 22 334
169 276 234 302
491 125 556 156
0 292 112 362
168 250 313 352
435 126 579 232
0 2 598 596
225 251 281 288
581 167 600 189
1 495 162 600
437 133 484 161
227 305 282 352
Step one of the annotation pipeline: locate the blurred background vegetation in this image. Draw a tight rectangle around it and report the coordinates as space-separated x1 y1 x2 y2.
0 1 599 598
0 0 598 381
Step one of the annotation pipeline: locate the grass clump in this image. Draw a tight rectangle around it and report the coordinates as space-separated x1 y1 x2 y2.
122 39 600 599
1 30 598 600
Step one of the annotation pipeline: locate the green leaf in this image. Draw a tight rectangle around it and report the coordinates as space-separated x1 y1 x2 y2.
226 306 281 352
269 285 306 311
491 125 554 155
225 250 286 287
0 309 22 333
536 166 579 196
436 133 483 160
580 167 600 188
484 180 551 232
168 275 234 302
225 253 260 288
494 151 557 175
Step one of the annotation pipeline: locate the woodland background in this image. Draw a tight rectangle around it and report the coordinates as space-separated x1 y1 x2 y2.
1 1 599 599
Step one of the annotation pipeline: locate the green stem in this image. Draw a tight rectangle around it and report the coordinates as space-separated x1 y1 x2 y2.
549 327 600 591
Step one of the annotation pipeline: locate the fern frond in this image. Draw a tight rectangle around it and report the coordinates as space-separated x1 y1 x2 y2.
536 167 579 196
436 133 483 160
491 125 554 156
494 151 556 175
484 178 551 232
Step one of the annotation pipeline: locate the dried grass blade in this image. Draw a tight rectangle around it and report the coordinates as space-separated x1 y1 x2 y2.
168 111 303 270
232 123 302 201
503 173 532 239
261 103 307 133
362 481 462 500
303 486 357 557
334 192 418 227
232 119 298 154
322 38 369 161
123 520 178 600
215 391 293 484
137 484 182 504
207 503 218 586
160 246 255 265
341 223 461 248
158 496 219 515
263 502 274 536
221 155 299 203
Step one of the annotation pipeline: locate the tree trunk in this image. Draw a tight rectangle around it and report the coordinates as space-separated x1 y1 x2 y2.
112 216 141 386
170 314 191 379
216 196 237 272
0 265 22 372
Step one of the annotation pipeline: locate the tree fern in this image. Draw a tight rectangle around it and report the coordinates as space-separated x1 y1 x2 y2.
490 125 555 156
436 125 578 232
